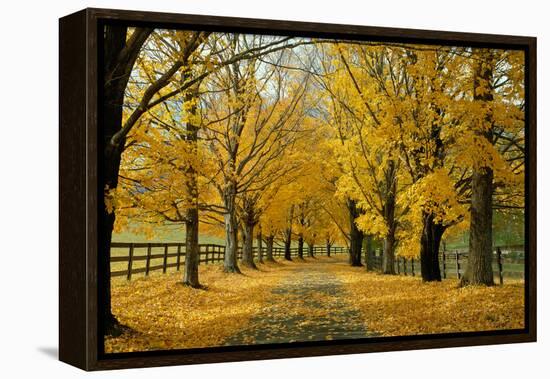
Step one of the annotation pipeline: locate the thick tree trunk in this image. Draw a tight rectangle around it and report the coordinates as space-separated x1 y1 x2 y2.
326 239 331 257
297 235 304 259
257 230 263 264
461 51 495 287
183 207 200 287
382 231 396 274
223 184 240 273
420 213 445 282
284 205 294 261
307 243 314 258
99 182 121 336
381 165 398 274
284 232 292 260
365 235 374 271
266 235 275 262
182 85 201 288
241 221 257 269
347 199 364 266
99 26 152 336
461 166 494 286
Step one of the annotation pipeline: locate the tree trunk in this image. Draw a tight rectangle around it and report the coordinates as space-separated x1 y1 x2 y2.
326 239 331 257
461 166 494 286
99 25 151 336
382 231 396 274
461 51 495 287
307 243 314 258
223 184 240 273
257 230 263 264
381 163 398 274
241 221 257 269
284 232 292 260
266 235 275 262
420 212 445 282
183 207 200 287
347 199 364 266
182 84 201 288
365 235 374 271
297 234 304 259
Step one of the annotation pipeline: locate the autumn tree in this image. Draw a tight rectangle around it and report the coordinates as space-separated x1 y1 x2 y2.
101 25 152 335
199 35 312 272
104 30 312 302
460 49 525 286
315 44 404 271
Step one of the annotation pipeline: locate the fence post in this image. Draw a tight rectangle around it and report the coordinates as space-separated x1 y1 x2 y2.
176 244 182 271
205 245 209 265
411 258 415 276
497 247 504 285
145 243 152 276
127 243 134 280
455 250 460 279
403 257 407 276
162 244 169 273
442 250 447 279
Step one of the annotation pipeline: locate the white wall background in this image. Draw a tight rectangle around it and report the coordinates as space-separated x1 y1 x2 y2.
0 0 547 377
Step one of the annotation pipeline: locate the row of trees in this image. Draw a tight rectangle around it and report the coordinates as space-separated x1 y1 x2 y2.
313 44 524 284
101 27 525 335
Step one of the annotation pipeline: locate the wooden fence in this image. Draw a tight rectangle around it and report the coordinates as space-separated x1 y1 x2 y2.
366 245 525 284
111 241 524 284
110 242 347 280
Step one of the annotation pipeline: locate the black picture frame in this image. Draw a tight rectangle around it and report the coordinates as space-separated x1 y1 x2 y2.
59 7 537 371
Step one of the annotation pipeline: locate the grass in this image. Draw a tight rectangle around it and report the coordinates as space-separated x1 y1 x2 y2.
112 225 225 244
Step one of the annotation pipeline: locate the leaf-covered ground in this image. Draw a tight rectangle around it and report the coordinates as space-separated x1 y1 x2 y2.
225 260 372 346
105 260 289 352
105 256 524 353
328 262 525 336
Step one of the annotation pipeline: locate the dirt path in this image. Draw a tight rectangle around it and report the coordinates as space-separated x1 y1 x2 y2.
224 257 374 346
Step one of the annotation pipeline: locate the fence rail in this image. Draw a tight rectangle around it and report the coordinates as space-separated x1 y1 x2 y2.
111 241 524 284
366 246 525 284
110 242 347 280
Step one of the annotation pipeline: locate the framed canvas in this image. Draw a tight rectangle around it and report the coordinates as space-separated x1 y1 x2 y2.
59 7 536 371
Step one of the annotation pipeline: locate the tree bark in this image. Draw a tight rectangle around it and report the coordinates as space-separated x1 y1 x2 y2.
257 230 263 264
266 235 275 262
182 85 201 288
284 205 294 261
183 207 200 287
419 212 445 282
100 26 152 336
307 243 314 258
241 221 257 269
382 230 396 274
461 166 494 286
381 161 398 274
297 234 304 259
347 199 364 266
284 232 292 260
223 183 240 273
326 239 331 257
461 51 495 287
365 235 374 271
